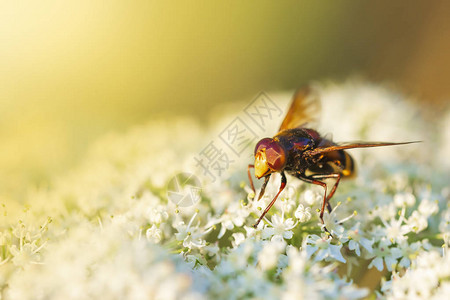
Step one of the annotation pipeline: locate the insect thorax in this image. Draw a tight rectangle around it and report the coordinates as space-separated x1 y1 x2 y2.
274 128 319 174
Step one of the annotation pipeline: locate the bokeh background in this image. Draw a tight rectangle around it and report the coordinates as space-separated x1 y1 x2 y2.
1 1 449 201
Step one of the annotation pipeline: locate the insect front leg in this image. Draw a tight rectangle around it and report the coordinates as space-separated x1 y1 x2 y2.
257 175 271 201
247 164 256 194
253 172 286 228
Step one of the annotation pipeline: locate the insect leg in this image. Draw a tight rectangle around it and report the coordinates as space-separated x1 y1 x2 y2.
247 164 255 194
309 173 341 213
257 175 271 201
253 172 286 228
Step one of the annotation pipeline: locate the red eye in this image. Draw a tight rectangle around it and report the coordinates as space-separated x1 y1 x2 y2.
254 138 272 155
265 141 286 171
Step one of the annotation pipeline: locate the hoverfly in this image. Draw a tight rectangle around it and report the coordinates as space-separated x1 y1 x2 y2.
248 86 417 229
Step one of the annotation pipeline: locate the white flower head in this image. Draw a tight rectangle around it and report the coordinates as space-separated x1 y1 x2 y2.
1 81 448 300
381 250 450 299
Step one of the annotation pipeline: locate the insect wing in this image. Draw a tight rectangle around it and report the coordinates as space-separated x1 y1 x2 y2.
306 141 420 156
279 86 321 131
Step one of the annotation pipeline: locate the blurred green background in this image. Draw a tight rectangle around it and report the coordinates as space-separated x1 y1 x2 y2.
1 1 449 200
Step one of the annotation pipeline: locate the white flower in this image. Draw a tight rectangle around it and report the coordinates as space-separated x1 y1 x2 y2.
294 204 311 223
174 212 213 249
440 208 450 237
382 251 450 299
217 201 249 238
320 202 355 239
368 239 402 271
302 189 322 206
393 192 415 207
261 214 296 241
397 241 421 268
418 198 438 216
305 234 346 263
146 225 162 243
9 242 44 267
231 232 245 248
281 197 296 214
370 202 397 222
343 223 373 256
407 211 428 233
379 207 410 244
147 205 169 224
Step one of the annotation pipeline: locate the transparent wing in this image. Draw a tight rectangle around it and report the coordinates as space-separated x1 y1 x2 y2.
306 141 420 156
279 86 321 131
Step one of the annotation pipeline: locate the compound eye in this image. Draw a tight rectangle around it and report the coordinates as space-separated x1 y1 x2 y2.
265 142 286 171
254 138 272 155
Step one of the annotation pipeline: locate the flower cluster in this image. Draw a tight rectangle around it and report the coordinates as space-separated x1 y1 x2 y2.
0 81 448 299
381 250 450 299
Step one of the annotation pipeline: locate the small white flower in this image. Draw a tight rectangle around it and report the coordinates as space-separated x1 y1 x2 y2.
217 201 249 238
217 219 234 239
321 202 355 239
146 225 162 243
439 208 450 235
305 234 346 263
147 205 169 224
379 207 410 244
294 204 311 223
368 239 402 271
393 192 415 207
174 212 213 249
418 198 438 216
9 243 43 267
370 202 397 222
397 241 421 268
343 223 373 256
231 232 245 248
261 214 296 241
302 189 322 206
281 197 297 214
407 211 428 233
